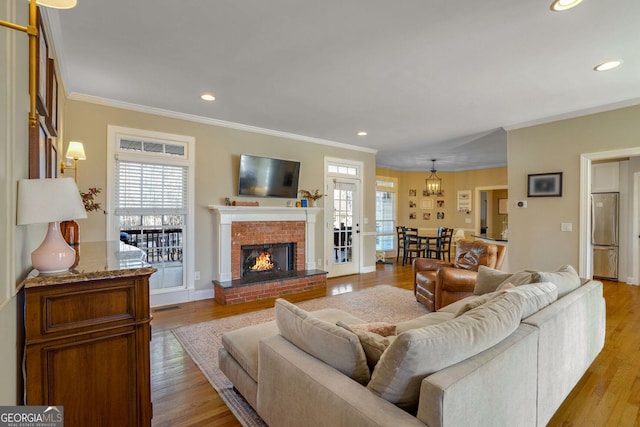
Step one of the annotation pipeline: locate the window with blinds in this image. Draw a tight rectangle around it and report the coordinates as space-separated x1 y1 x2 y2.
115 161 187 215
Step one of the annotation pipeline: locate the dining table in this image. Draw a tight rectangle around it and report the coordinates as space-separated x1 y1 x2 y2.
402 231 440 265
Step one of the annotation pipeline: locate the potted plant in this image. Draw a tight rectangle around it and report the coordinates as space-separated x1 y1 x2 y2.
299 189 323 207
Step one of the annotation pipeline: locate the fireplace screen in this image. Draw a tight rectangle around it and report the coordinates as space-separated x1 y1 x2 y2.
241 243 295 277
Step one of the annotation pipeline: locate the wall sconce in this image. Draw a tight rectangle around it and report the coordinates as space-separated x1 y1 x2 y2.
60 141 86 182
0 0 77 128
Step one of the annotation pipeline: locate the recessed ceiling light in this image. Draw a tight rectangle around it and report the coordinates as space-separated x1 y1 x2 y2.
594 60 623 71
357 131 368 136
200 93 216 101
550 0 583 11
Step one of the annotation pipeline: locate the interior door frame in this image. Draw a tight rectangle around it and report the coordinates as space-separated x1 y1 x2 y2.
323 157 363 278
579 147 640 284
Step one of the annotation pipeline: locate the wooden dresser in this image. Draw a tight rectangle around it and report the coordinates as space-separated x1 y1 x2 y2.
23 241 156 427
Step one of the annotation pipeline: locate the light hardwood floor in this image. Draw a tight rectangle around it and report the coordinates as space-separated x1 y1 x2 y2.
150 263 639 426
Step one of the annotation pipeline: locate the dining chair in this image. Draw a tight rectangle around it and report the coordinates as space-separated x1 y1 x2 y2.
395 226 406 263
402 227 424 265
428 227 454 262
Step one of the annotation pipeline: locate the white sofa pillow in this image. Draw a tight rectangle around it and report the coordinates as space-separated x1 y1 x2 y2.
504 282 558 319
274 298 370 385
474 266 535 295
533 264 581 298
367 291 523 410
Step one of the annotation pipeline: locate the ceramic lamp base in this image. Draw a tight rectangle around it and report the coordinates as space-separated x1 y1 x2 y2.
32 221 77 274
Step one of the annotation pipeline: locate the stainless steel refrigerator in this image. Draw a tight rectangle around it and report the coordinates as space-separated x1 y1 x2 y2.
591 192 619 280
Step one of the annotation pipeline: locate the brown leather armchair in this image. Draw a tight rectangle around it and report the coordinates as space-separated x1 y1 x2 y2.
413 239 506 311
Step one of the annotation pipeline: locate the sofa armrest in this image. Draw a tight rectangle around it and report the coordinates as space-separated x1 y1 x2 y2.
434 267 478 309
413 257 450 272
417 324 539 427
257 335 425 427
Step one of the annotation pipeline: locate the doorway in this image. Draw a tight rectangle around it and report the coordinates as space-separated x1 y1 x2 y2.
324 158 362 277
475 186 508 237
579 148 640 284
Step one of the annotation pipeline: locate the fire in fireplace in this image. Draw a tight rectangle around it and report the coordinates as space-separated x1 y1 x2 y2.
241 243 295 277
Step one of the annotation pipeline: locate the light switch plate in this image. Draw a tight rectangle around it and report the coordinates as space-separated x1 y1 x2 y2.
561 223 572 232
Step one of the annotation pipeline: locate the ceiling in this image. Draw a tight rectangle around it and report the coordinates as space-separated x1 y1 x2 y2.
46 0 640 172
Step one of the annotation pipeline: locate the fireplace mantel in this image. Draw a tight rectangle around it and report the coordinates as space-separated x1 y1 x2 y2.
208 205 322 282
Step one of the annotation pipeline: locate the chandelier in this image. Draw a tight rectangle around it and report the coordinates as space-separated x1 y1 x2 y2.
424 159 443 196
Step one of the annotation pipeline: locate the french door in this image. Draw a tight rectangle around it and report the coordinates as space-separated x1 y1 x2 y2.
326 178 361 277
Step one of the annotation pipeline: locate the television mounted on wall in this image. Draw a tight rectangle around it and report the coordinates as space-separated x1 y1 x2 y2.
238 154 301 198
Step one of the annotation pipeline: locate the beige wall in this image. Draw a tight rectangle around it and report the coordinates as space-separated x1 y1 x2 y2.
507 104 640 273
376 167 507 237
64 99 378 291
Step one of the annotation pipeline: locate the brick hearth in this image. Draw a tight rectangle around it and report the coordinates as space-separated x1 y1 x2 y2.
213 271 327 305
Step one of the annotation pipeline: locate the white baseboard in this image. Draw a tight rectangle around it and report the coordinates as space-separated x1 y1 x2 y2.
360 264 376 274
150 286 214 308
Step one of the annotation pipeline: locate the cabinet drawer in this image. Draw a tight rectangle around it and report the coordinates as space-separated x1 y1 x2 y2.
26 278 148 341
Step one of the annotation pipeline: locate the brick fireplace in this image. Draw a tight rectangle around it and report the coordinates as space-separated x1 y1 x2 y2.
209 206 327 304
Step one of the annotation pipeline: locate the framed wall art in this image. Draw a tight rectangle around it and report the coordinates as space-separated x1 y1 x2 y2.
498 198 508 215
36 9 49 118
46 58 58 137
420 199 434 210
528 172 563 197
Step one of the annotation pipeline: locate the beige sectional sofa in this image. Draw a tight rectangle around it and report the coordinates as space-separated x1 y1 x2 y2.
219 271 605 427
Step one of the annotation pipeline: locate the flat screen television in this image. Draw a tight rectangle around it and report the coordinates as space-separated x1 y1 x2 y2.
238 154 301 198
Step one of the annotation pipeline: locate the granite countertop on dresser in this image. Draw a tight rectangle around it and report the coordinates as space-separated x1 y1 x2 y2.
23 241 157 288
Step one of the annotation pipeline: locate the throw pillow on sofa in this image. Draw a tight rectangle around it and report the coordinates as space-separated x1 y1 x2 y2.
504 282 558 319
533 264 581 298
350 321 397 337
274 299 371 385
473 266 535 295
367 291 524 410
337 321 397 370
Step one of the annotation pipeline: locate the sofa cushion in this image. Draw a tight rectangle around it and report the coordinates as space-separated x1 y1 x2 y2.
222 307 366 383
350 322 397 337
367 291 524 410
337 321 397 370
395 311 454 333
505 282 558 319
533 264 581 298
474 266 535 295
274 299 371 385
454 290 504 317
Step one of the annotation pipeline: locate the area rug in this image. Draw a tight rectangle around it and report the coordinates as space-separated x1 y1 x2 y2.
172 285 428 427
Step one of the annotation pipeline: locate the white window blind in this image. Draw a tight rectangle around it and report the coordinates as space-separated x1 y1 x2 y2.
115 161 188 215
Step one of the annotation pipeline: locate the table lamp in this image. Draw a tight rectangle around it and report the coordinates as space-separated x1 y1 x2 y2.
17 178 88 273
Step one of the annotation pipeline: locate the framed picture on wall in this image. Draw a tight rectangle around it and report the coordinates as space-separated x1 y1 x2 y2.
498 198 508 215
36 9 49 118
420 199 434 210
46 58 58 137
528 172 562 197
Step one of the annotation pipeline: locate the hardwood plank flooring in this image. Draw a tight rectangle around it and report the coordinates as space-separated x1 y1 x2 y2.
150 263 639 426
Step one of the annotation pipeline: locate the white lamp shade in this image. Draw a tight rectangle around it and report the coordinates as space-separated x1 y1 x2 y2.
36 0 77 9
65 141 86 160
17 178 87 225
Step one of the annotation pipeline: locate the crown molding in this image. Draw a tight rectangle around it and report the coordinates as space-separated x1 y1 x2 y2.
66 93 378 155
504 98 640 131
